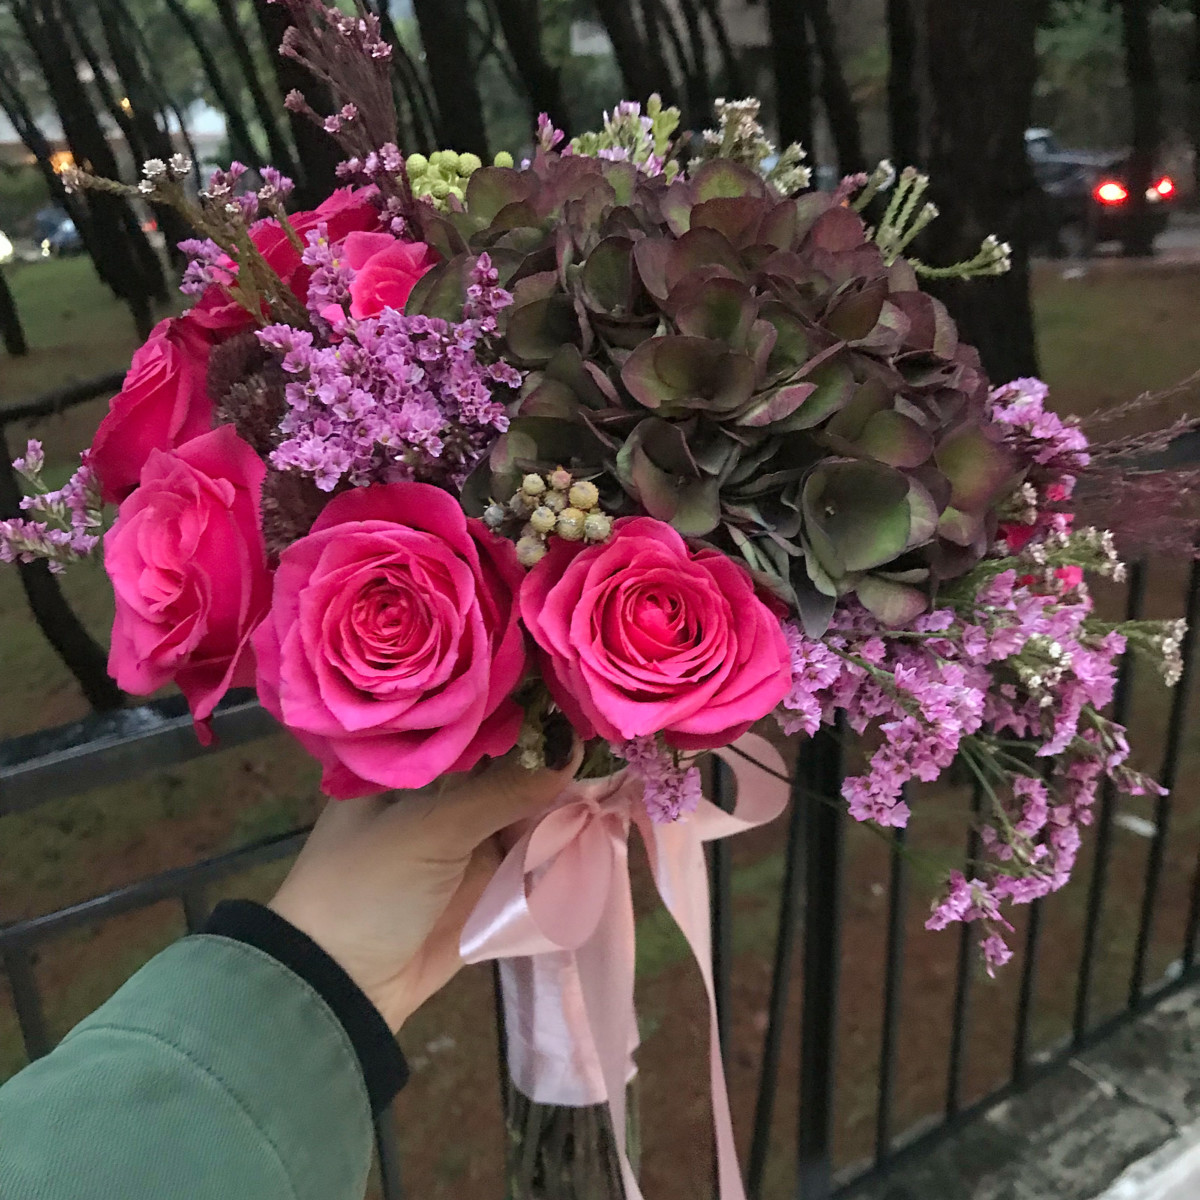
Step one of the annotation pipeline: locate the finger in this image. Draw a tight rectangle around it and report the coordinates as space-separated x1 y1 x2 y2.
432 736 584 848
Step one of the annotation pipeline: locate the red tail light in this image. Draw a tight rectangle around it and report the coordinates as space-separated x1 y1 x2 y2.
1095 180 1129 205
1155 175 1175 197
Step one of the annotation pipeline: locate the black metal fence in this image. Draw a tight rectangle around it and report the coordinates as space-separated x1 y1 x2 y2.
2 553 1199 1199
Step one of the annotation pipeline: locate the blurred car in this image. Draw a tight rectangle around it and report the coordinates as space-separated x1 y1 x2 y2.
42 217 84 257
0 230 13 265
1026 128 1175 257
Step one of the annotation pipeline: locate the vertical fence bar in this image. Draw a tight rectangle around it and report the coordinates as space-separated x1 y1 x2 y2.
711 758 733 1061
795 725 845 1200
874 821 908 1165
1073 563 1145 1045
181 886 210 933
1010 900 1044 1084
747 754 806 1200
1131 557 1200 1002
1 948 51 1061
945 784 983 1118
710 758 733 1200
374 1106 405 1200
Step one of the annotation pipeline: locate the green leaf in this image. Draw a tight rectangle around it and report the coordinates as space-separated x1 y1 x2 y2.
505 295 580 364
855 410 934 468
633 238 671 301
580 236 635 313
691 159 768 202
672 277 756 347
690 197 771 248
935 422 1018 512
404 254 469 321
855 575 928 626
771 360 855 431
807 206 868 252
803 460 912 574
735 382 818 428
620 336 756 414
665 227 747 289
465 167 535 225
824 283 887 342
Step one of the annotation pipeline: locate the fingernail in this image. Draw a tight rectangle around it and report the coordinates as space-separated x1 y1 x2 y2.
544 712 576 771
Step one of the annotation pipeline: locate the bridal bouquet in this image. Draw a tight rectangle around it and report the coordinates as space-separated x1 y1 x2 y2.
3 2 1188 1194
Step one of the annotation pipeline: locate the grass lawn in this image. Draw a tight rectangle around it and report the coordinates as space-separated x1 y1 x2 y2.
2 253 1200 1196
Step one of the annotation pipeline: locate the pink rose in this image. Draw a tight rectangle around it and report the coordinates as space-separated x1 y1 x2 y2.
91 317 214 504
253 482 527 797
105 425 271 730
521 518 792 749
343 231 439 318
186 187 382 336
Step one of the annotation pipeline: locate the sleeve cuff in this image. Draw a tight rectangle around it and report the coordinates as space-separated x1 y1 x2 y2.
202 899 408 1113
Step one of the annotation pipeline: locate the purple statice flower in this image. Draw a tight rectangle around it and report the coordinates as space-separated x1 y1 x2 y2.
178 237 233 296
258 167 295 203
536 113 565 152
300 222 354 332
620 736 703 824
261 253 519 492
1 445 102 572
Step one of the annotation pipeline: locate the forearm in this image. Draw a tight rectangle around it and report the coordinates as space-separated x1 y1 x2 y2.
0 909 406 1200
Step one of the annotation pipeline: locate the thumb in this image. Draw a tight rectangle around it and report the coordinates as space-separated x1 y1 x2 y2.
436 719 583 847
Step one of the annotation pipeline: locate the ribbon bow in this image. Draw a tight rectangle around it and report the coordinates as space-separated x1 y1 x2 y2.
461 733 789 1200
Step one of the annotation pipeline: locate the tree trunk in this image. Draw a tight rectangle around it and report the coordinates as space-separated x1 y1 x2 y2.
636 0 684 111
887 0 922 166
808 0 866 175
373 0 439 153
253 0 345 207
924 0 1040 383
212 0 298 176
490 0 571 134
0 427 124 713
0 270 29 356
766 0 815 154
593 0 671 105
163 0 264 167
12 0 167 324
94 0 193 268
699 0 745 96
677 0 712 122
0 54 108 289
407 0 491 157
1118 0 1162 256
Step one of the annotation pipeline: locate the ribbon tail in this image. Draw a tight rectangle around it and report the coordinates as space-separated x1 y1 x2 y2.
644 818 749 1200
574 837 643 1200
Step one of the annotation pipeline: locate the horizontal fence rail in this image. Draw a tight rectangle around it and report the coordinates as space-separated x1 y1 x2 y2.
1 557 1199 1199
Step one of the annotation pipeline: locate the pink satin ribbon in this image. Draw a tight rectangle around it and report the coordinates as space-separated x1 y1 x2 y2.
461 733 789 1200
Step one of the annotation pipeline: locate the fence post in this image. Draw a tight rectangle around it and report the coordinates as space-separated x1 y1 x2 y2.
795 725 844 1200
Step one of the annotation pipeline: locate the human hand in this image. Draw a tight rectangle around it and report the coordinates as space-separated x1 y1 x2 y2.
269 731 581 1033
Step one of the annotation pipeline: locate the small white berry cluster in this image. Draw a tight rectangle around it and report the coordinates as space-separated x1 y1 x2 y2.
483 468 613 567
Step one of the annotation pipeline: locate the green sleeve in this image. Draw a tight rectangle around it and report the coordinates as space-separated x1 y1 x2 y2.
0 935 374 1200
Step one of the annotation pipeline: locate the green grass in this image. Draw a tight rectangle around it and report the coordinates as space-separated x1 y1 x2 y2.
1 257 149 405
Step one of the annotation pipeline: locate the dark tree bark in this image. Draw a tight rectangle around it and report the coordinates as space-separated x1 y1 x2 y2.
0 50 106 284
887 0 922 166
1118 0 1163 256
253 0 345 206
490 0 571 134
212 0 298 176
924 0 1040 382
808 0 866 175
677 0 712 119
407 0 491 157
94 0 194 267
12 0 164 335
699 0 745 96
0 427 124 713
636 0 684 109
369 0 438 152
163 0 265 167
593 0 675 105
766 0 815 154
0 270 29 356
